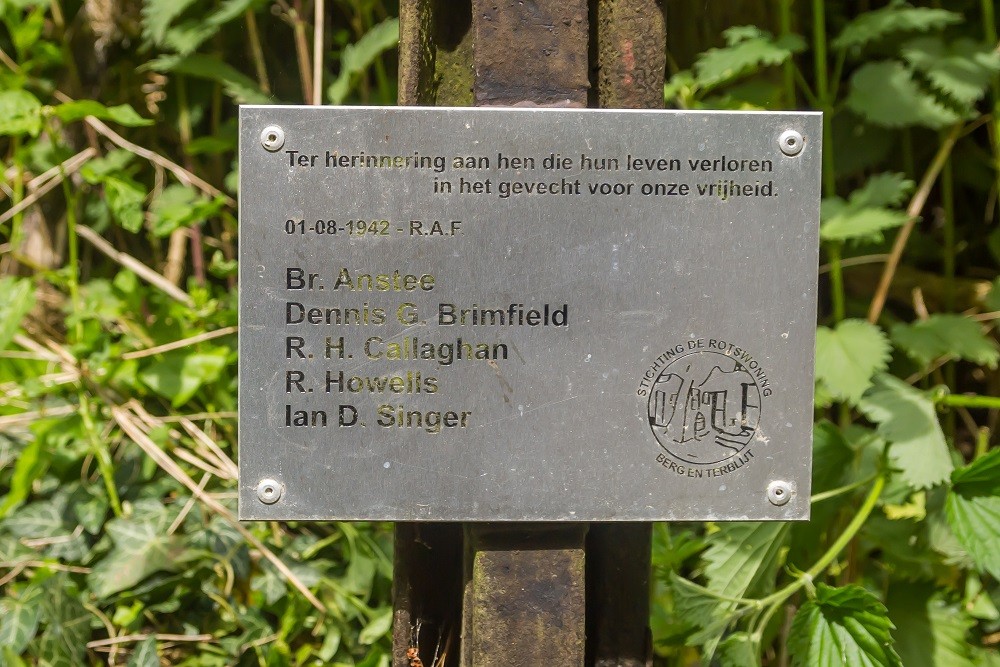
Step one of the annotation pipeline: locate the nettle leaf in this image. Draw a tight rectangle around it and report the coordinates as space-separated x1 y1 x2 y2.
832 4 961 51
703 522 789 600
149 185 225 237
846 61 961 129
887 584 976 667
358 607 392 645
945 448 1000 579
717 633 757 667
104 177 147 233
139 347 229 407
52 100 153 127
669 573 733 647
87 511 184 599
815 320 891 405
789 584 901 667
820 173 914 242
692 26 805 90
891 315 1000 369
903 37 1000 107
0 89 42 137
141 0 198 45
329 18 400 104
858 374 952 489
146 54 270 104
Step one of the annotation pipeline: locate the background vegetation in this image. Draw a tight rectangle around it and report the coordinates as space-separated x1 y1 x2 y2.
0 0 998 665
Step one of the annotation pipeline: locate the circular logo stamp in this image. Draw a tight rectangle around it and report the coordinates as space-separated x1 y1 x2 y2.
638 338 771 476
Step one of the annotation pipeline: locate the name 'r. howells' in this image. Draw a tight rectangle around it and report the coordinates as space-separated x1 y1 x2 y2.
438 303 568 327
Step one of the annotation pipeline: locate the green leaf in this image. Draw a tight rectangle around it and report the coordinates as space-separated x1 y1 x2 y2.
149 185 225 238
887 584 975 667
105 104 155 127
833 4 961 51
87 513 183 599
141 0 198 45
945 448 1000 578
104 177 146 233
358 607 392 645
858 374 952 489
789 583 901 667
0 587 42 655
36 576 89 667
892 315 1000 369
0 277 35 351
846 61 961 129
0 89 42 137
718 632 758 667
815 320 892 405
902 37 1000 107
146 53 270 104
328 18 400 104
693 26 804 90
821 207 909 243
669 573 733 647
703 522 789 600
821 173 914 242
139 347 229 408
52 99 108 123
813 421 854 492
0 436 49 519
127 637 159 667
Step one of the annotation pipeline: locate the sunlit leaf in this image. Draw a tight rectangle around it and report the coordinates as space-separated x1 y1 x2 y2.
902 37 1000 107
693 26 804 90
816 320 891 405
833 4 961 51
846 61 961 129
328 18 400 104
891 315 1000 369
946 448 1000 578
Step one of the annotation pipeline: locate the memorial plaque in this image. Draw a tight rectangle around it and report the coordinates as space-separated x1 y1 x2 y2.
238 106 822 521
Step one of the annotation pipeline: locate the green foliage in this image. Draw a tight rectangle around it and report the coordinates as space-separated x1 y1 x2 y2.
788 584 901 667
891 315 1000 368
692 26 805 91
815 319 891 404
328 18 400 104
946 449 1000 578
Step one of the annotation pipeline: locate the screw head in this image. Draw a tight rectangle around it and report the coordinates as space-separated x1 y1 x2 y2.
778 129 804 157
256 478 283 504
260 125 285 152
767 480 793 506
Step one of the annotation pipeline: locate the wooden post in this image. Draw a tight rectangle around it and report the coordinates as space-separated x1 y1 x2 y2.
394 2 665 665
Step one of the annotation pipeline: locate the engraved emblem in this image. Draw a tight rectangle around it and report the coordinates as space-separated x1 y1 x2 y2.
639 340 770 474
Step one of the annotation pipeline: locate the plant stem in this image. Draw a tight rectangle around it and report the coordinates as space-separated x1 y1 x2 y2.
757 474 885 609
245 10 271 95
812 0 835 197
290 0 313 103
79 393 123 517
828 242 846 322
9 136 24 253
938 393 1000 410
942 154 956 311
982 0 1000 219
313 0 325 105
810 473 878 504
59 164 83 342
976 427 991 459
868 123 963 323
779 0 796 108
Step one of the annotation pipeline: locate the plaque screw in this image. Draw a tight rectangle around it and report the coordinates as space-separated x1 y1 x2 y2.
767 480 793 506
260 125 285 152
778 129 804 157
256 478 283 504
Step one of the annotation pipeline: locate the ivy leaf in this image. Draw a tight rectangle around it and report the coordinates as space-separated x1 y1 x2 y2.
329 18 400 104
846 61 962 129
858 374 952 489
87 512 184 599
891 315 1000 369
887 584 976 667
127 637 159 667
789 583 902 667
36 576 89 667
902 37 1000 107
945 448 1000 579
833 4 961 51
815 320 891 405
693 26 805 90
0 586 42 655
0 89 42 137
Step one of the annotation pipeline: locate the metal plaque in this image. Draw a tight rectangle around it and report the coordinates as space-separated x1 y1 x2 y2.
238 106 821 522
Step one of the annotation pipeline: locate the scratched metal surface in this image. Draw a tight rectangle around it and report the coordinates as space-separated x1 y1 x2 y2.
238 106 822 521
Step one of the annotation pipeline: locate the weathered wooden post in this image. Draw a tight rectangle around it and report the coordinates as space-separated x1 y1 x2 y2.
393 2 664 665
238 4 820 667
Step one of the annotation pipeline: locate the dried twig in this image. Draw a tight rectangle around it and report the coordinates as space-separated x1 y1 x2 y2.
75 225 194 306
0 148 96 226
868 124 964 323
122 326 237 360
86 633 213 649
